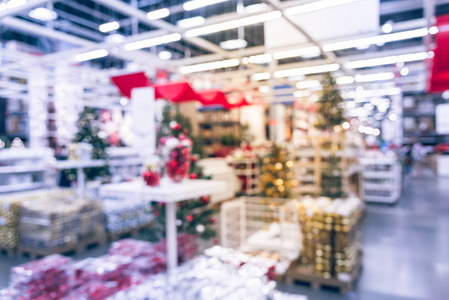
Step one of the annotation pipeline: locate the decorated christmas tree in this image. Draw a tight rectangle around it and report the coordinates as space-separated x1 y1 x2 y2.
315 72 345 131
64 107 110 181
149 104 216 241
260 145 297 198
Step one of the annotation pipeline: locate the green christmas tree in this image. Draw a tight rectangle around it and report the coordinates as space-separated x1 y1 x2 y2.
321 155 344 198
315 72 345 131
260 145 297 198
65 107 110 181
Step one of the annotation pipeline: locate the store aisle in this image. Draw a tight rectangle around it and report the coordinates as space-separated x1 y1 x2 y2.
280 176 449 300
1 177 449 300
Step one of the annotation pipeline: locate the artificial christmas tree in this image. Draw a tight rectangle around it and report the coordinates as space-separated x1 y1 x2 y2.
315 72 345 132
259 145 297 198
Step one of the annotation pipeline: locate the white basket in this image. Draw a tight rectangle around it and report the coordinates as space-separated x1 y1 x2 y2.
220 197 301 274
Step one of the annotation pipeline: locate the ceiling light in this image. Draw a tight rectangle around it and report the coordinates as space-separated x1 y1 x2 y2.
243 3 267 14
273 46 320 60
184 0 228 11
253 72 271 81
273 63 340 78
76 49 109 62
159 51 172 60
296 80 321 89
248 54 272 64
382 22 393 34
388 113 398 121
345 52 428 69
99 21 119 33
323 28 428 52
28 7 57 21
400 67 409 76
105 33 126 43
124 33 181 51
0 0 26 11
354 72 395 82
259 86 270 93
147 8 170 20
180 58 240 74
219 39 247 50
294 90 312 98
285 0 360 16
429 26 439 35
185 11 281 37
177 16 205 28
343 87 402 99
336 76 355 85
428 51 435 59
120 98 128 106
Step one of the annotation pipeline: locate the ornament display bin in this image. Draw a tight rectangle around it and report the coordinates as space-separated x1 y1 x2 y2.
220 197 301 275
228 157 260 196
360 153 402 203
294 133 362 197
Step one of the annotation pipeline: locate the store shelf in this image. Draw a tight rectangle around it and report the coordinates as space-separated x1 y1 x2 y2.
0 182 47 193
0 165 47 174
54 159 105 169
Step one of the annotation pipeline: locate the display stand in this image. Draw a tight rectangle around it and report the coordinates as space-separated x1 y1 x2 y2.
360 153 402 203
0 148 54 193
100 178 227 271
294 134 361 196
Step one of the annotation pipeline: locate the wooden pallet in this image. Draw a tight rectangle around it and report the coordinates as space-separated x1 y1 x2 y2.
108 223 153 242
18 232 107 259
0 245 17 257
285 253 363 294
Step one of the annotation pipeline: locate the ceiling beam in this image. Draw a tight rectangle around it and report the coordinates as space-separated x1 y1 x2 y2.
0 0 56 18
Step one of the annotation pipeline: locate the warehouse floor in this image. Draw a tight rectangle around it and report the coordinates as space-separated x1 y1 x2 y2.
1 176 448 300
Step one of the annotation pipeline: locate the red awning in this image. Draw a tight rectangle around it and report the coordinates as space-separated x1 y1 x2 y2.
111 72 151 98
197 89 229 108
428 15 449 93
154 81 204 103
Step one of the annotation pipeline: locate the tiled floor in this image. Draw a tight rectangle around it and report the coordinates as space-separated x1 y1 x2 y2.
1 176 448 300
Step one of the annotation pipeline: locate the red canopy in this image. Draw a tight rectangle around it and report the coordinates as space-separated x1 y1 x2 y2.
429 15 449 92
154 81 204 103
197 89 228 107
111 72 151 98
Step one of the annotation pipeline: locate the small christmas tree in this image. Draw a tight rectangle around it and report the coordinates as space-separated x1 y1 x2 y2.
315 72 345 131
321 155 344 198
65 107 110 181
260 145 297 198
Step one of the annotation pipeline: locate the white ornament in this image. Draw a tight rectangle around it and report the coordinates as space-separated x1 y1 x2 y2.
196 224 205 233
176 219 183 226
165 137 179 150
169 121 178 129
180 139 192 147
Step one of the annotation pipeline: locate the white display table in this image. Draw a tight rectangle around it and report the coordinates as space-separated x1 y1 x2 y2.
101 178 227 271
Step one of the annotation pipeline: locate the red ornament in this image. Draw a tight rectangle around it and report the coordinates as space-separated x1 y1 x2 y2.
143 170 161 187
183 129 189 136
178 134 187 141
201 196 209 204
186 215 193 222
154 210 159 217
210 217 216 224
189 173 197 179
160 137 167 145
190 156 197 163
174 123 181 130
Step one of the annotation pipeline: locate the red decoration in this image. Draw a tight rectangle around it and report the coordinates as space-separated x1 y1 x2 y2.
189 173 197 179
143 170 161 187
110 72 151 99
165 140 191 183
210 217 216 224
186 215 194 222
154 81 203 103
201 196 209 204
428 15 449 92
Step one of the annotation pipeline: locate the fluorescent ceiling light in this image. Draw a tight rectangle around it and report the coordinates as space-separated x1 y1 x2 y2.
273 46 320 60
105 33 126 43
274 63 340 78
184 0 228 11
336 76 354 85
296 80 321 89
76 49 109 62
147 8 170 20
253 72 271 81
248 54 272 64
159 51 172 60
124 33 181 51
177 16 205 28
28 7 57 21
185 11 281 37
180 58 240 74
243 3 267 14
343 87 402 99
354 72 395 82
345 52 428 69
0 0 26 11
294 90 312 98
99 21 119 33
220 39 247 50
285 0 360 16
429 26 439 35
400 67 409 76
323 28 428 52
382 22 393 34
259 86 270 93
